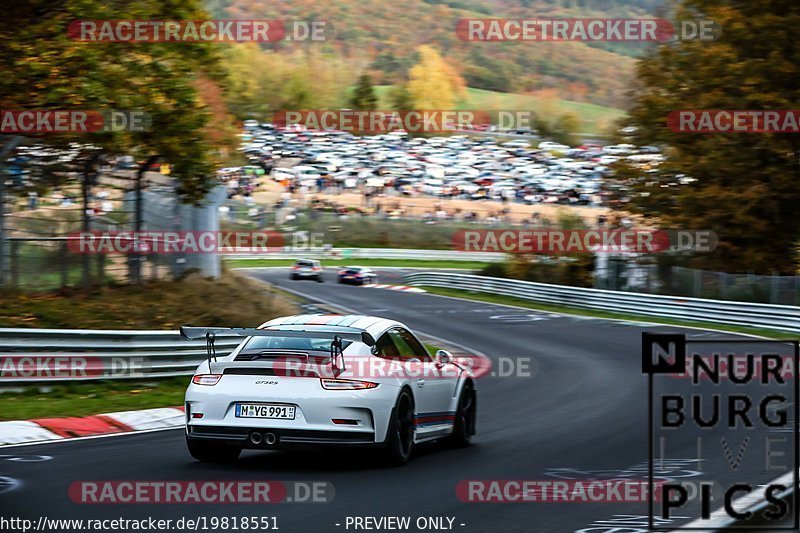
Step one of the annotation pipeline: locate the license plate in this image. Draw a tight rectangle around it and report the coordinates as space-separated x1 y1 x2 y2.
343 275 352 279
235 403 296 419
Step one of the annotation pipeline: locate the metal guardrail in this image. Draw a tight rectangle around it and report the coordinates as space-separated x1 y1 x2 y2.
402 272 800 333
0 329 241 383
225 247 506 262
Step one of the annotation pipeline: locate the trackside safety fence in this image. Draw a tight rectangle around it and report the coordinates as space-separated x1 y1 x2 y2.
0 329 241 383
402 272 800 333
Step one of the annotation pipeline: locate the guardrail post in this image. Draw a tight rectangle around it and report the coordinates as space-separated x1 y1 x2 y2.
96 251 105 288
0 136 22 287
60 240 68 288
131 156 160 285
10 239 19 289
770 272 779 304
693 269 702 297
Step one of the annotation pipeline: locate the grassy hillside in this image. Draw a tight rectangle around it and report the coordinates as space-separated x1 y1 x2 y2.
375 86 626 134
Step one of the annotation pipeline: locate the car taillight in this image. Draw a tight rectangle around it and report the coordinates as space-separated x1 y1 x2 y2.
292 266 299 270
338 270 347 275
320 378 378 390
313 267 321 271
192 374 222 386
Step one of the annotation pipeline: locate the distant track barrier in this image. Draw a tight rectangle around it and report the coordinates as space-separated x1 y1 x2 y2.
402 272 800 333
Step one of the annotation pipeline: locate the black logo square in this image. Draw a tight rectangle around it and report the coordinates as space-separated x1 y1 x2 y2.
642 333 686 374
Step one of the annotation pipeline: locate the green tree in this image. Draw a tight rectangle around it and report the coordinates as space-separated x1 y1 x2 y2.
388 84 415 110
552 113 581 147
0 0 225 200
619 0 800 274
349 74 377 111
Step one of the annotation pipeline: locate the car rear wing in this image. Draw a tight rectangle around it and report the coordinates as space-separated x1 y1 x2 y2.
179 326 375 345
180 325 376 373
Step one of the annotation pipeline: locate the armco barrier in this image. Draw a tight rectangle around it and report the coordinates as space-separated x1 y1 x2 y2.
402 272 800 333
0 329 241 383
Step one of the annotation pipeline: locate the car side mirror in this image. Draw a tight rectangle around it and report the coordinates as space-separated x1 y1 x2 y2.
435 349 452 367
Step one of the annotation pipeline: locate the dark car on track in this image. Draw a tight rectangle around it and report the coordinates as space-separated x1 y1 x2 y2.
337 266 377 285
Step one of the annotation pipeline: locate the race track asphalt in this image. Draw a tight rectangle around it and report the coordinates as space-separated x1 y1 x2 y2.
0 267 794 533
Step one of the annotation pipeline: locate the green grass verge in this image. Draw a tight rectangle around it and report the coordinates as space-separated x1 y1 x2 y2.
0 377 189 421
418 285 799 340
226 258 490 270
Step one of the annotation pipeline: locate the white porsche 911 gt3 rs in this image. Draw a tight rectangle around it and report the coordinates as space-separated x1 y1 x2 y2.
181 314 476 465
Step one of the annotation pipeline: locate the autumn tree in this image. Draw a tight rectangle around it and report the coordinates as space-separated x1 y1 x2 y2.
619 0 800 274
407 46 465 109
0 0 228 201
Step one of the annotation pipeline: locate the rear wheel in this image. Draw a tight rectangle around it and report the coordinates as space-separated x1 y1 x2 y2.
186 437 241 463
384 389 414 466
448 382 476 447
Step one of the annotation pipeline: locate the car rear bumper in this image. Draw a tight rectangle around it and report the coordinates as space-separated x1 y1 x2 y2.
186 425 379 448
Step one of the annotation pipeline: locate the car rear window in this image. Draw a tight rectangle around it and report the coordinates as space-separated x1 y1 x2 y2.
296 261 314 267
241 336 352 352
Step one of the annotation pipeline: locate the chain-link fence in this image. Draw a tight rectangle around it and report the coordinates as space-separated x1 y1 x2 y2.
0 236 170 291
0 164 224 291
596 260 800 305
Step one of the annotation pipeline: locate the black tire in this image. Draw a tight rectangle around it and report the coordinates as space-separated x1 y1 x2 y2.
384 389 415 466
448 381 476 448
316 276 324 283
290 274 298 280
186 437 241 463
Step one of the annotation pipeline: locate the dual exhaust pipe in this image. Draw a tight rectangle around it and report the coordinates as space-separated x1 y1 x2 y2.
249 431 278 447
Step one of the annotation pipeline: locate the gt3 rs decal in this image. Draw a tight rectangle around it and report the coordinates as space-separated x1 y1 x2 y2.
414 411 456 427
